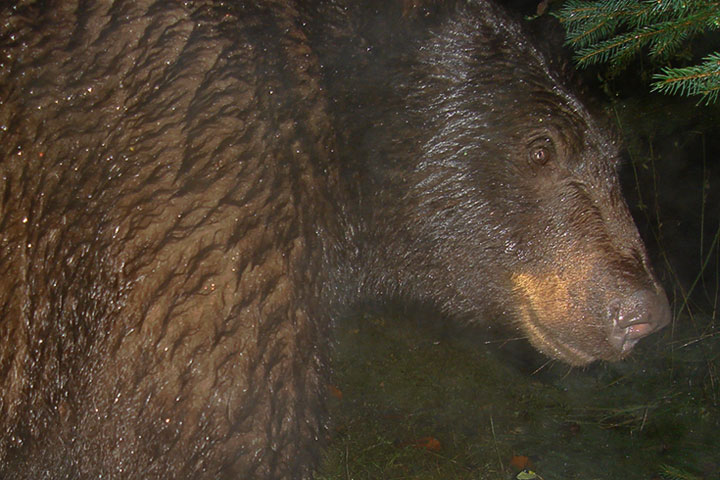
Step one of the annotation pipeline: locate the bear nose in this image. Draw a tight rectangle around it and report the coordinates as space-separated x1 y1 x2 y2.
607 289 671 353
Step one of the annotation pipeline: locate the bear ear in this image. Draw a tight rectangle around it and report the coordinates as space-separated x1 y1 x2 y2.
527 136 555 166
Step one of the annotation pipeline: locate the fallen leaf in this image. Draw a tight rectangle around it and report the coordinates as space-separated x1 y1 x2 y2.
509 454 532 470
412 436 441 452
327 385 343 400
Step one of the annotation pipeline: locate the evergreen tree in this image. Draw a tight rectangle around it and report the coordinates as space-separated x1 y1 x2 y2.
553 0 720 104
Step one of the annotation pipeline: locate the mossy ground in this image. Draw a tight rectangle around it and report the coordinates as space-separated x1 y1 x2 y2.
318 310 718 480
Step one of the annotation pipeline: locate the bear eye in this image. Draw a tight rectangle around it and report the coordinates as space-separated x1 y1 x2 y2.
528 137 555 166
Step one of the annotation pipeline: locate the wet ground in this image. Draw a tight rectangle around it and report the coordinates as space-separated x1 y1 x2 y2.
319 308 718 480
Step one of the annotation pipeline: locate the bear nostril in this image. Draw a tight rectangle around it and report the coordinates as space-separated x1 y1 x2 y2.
607 289 671 353
624 322 655 340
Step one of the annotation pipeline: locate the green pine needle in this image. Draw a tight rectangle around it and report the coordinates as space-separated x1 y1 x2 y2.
573 27 655 67
555 0 648 47
658 464 703 480
652 52 720 104
553 0 720 103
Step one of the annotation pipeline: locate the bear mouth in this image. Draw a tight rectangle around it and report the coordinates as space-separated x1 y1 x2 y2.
517 305 598 366
510 271 612 366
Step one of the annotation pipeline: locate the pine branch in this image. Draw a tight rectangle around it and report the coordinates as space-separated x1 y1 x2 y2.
658 464 702 480
652 52 720 104
573 25 661 67
645 10 713 60
555 0 650 47
553 0 720 103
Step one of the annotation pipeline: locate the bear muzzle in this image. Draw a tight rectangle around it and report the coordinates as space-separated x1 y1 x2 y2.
606 288 671 354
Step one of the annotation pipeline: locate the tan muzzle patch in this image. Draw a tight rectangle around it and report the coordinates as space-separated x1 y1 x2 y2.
511 270 598 365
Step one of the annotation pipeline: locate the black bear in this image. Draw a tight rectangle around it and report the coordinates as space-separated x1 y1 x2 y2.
0 0 670 478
